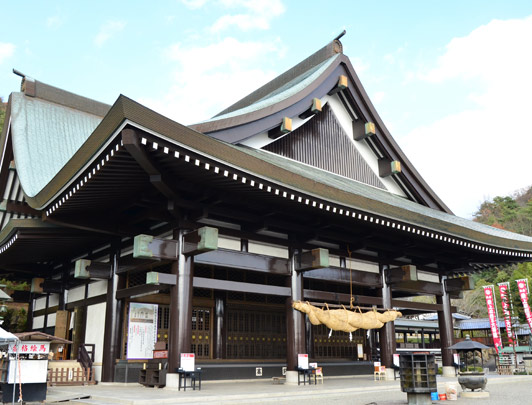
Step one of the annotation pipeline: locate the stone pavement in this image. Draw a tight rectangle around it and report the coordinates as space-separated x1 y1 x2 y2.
40 373 532 405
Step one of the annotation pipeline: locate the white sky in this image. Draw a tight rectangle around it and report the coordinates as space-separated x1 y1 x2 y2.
1 1 532 220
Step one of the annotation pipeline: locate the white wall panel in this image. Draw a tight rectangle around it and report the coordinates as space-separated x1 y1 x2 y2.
248 241 288 259
68 285 85 302
88 281 107 297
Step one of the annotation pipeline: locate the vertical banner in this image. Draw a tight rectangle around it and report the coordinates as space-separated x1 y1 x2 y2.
497 282 514 345
127 303 158 359
516 279 532 332
483 285 503 353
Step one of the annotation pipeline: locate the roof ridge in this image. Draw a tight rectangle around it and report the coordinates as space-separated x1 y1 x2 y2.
13 70 111 118
212 38 343 118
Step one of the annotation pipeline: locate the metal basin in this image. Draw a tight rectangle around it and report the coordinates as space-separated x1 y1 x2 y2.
458 372 487 391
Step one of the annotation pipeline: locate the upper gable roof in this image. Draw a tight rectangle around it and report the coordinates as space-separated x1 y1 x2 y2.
192 38 452 214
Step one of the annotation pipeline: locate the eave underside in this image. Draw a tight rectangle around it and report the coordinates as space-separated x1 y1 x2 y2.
0 123 528 286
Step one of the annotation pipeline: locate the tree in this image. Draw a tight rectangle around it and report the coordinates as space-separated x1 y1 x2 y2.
2 307 27 333
0 97 6 134
466 189 532 324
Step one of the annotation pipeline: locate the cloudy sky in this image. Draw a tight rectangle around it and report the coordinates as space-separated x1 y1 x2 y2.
1 0 531 219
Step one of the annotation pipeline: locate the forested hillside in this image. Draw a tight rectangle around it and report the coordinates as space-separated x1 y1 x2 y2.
458 186 532 322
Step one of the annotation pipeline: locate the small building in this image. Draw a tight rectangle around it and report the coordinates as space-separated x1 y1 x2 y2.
456 318 532 348
1 37 532 382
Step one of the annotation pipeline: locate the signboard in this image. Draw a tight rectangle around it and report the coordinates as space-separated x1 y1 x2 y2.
483 285 503 353
498 282 514 345
181 353 195 371
393 353 400 368
126 303 158 359
516 279 532 332
357 344 364 359
8 360 48 384
298 353 309 370
9 341 49 355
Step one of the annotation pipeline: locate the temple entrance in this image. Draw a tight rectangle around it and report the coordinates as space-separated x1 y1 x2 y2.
192 307 212 359
226 306 286 359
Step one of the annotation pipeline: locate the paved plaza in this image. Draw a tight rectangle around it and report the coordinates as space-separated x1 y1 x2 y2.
39 374 532 405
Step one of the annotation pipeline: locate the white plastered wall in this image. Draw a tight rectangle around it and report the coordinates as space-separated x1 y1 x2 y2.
32 316 44 329
85 302 106 382
218 235 240 250
248 241 288 258
67 285 85 303
88 280 107 297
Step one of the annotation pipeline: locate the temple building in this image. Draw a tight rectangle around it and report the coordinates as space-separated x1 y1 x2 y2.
1 37 531 383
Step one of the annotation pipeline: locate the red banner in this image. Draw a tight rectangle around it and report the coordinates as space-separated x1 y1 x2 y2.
516 279 532 332
483 285 503 353
497 282 514 345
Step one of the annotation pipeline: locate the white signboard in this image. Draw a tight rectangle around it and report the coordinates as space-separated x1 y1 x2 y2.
181 353 195 371
8 360 48 383
127 303 158 359
298 353 309 370
357 344 364 359
393 353 400 367
9 341 49 355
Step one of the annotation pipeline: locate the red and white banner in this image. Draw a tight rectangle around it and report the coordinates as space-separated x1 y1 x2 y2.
516 279 532 332
483 285 503 353
498 282 514 345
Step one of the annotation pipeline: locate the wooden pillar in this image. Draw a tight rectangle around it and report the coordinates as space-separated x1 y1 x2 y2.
43 293 49 331
286 246 305 371
305 316 314 358
101 245 125 382
168 228 194 373
378 263 395 367
26 292 34 332
213 290 226 359
437 275 454 367
59 264 69 311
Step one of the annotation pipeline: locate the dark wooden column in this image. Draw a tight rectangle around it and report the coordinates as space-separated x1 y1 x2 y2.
378 263 395 367
437 276 454 367
286 246 305 370
305 316 314 358
102 245 125 382
59 264 69 310
168 228 194 373
213 290 226 359
26 292 34 332
43 293 49 331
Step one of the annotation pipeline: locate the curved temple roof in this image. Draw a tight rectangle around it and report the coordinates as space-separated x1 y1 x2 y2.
1 40 532 265
9 92 103 197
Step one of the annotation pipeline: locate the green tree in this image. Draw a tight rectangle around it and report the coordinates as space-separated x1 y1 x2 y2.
0 97 6 133
2 307 27 333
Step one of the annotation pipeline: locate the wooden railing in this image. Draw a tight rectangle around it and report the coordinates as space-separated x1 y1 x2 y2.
77 343 94 370
48 367 95 386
